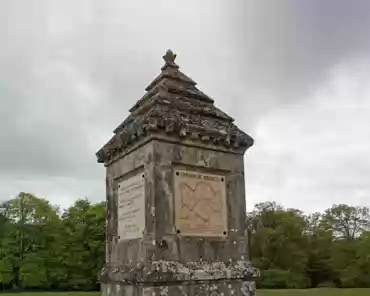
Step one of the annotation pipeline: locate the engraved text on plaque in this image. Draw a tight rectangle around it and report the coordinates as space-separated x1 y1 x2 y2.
117 173 145 240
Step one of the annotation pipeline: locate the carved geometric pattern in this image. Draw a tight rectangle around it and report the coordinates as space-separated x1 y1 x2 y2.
174 170 227 237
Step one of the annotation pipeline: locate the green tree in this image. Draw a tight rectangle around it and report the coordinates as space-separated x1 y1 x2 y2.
61 199 106 290
0 193 63 289
305 212 338 287
249 202 310 288
323 204 370 240
0 202 18 288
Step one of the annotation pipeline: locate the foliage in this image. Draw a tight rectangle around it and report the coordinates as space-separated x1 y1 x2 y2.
248 202 370 289
0 194 105 291
258 269 310 289
1 192 370 291
322 204 370 239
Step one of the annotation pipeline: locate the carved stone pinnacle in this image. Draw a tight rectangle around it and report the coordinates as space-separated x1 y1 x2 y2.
163 49 177 63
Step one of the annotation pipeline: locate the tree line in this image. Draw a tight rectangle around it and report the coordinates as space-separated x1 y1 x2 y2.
1 193 370 290
248 201 370 289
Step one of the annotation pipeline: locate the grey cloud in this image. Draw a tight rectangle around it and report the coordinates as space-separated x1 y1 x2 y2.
0 0 369 213
228 0 370 123
246 59 370 213
0 0 234 205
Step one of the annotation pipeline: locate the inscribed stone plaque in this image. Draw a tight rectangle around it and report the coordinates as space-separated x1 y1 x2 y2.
174 170 227 237
117 173 145 240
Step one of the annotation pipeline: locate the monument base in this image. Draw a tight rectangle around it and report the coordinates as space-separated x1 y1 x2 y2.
102 280 256 296
100 260 259 296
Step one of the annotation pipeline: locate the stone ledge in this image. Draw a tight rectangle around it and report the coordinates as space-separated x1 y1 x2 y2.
99 260 260 285
101 280 257 296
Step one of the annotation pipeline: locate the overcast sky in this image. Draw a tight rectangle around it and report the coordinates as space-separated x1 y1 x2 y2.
1 0 370 213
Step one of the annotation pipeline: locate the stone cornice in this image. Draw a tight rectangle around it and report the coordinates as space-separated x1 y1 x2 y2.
99 259 260 285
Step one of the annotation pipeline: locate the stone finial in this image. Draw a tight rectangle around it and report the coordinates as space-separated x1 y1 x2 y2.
163 49 177 63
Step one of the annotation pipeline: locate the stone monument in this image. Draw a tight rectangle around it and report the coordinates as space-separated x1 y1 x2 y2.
96 50 259 296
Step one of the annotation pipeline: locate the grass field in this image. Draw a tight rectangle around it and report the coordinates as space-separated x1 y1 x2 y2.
259 289 370 295
1 289 370 296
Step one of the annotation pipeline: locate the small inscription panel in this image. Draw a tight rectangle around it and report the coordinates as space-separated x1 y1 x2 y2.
174 170 227 237
117 173 145 240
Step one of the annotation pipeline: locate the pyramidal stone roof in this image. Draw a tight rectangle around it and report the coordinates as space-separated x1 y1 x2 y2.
96 50 254 164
